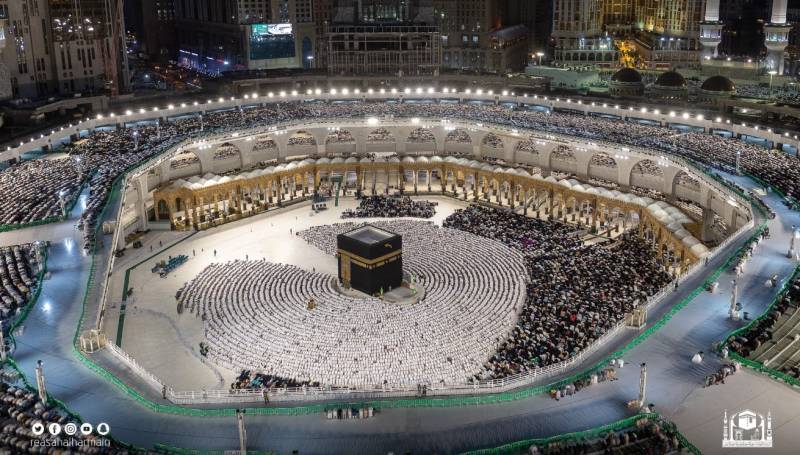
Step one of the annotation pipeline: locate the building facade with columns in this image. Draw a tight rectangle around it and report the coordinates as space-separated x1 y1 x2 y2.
552 0 704 69
123 115 751 270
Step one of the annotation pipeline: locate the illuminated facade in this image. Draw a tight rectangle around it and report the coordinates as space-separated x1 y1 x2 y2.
174 0 315 73
552 0 704 69
326 0 441 76
433 0 528 72
0 0 129 99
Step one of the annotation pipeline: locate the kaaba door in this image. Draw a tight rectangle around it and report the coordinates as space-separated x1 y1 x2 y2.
340 255 352 288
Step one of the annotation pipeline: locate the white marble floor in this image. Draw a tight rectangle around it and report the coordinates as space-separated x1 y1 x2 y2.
104 196 471 390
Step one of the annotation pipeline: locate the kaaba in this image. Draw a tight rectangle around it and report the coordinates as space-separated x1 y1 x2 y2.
337 224 403 295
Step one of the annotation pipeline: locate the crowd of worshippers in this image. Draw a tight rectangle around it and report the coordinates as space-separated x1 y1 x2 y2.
0 380 125 453
549 365 617 401
4 99 800 245
231 370 319 391
704 362 739 387
444 206 672 380
0 244 40 324
736 84 800 105
526 416 685 455
341 195 436 219
727 273 800 379
184 219 527 386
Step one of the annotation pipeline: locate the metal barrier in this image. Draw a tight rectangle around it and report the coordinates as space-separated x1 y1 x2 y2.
461 413 701 455
719 264 800 389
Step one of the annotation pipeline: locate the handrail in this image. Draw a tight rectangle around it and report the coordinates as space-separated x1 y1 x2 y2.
719 263 800 389
460 413 701 455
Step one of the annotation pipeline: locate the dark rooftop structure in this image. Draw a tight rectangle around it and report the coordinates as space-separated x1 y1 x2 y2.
337 224 403 295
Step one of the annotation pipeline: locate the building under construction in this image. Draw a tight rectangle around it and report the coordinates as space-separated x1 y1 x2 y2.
326 0 441 76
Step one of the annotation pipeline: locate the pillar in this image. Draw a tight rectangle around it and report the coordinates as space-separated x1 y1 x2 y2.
730 279 739 320
136 175 150 229
189 198 198 228
35 360 47 404
427 170 431 192
788 225 797 259
638 363 647 409
198 197 206 222
237 410 247 455
0 320 5 362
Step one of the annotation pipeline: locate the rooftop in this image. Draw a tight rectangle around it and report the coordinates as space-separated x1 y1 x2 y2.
343 224 397 245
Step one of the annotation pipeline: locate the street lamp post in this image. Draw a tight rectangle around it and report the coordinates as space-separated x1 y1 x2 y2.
730 279 739 320
735 150 741 175
57 190 67 218
789 225 799 259
536 51 544 66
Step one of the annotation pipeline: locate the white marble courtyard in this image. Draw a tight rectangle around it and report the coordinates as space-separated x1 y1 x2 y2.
103 196 488 390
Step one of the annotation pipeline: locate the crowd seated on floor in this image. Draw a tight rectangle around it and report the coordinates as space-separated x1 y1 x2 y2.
443 206 672 380
526 416 685 454
341 195 436 219
231 370 319 391
735 84 800 105
0 380 125 453
3 99 796 250
0 158 80 226
180 219 528 386
728 271 800 379
180 205 671 387
0 244 41 324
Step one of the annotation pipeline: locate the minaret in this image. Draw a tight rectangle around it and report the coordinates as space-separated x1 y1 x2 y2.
700 0 723 62
723 410 729 442
765 0 791 74
767 410 773 441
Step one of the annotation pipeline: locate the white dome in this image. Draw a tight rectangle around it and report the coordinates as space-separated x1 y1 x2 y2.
667 222 684 232
691 244 710 257
682 237 701 247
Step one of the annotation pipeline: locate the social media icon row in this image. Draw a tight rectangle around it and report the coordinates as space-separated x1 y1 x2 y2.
31 421 109 436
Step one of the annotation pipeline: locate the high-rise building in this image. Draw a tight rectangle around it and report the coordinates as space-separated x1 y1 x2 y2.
173 0 315 73
49 0 130 95
433 0 529 73
552 0 705 69
312 0 333 69
0 0 129 100
764 0 790 73
325 0 442 76
505 0 552 54
126 0 176 62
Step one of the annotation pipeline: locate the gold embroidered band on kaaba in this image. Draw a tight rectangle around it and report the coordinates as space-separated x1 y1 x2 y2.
337 249 402 269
